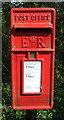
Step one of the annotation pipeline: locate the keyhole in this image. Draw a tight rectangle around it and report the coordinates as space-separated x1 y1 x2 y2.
30 52 36 58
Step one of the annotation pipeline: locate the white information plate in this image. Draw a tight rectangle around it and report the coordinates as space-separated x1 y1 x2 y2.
24 61 41 93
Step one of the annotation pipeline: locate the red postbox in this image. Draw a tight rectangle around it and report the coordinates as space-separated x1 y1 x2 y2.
10 8 56 110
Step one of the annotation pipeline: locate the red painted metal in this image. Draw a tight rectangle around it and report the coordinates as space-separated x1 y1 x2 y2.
10 8 56 110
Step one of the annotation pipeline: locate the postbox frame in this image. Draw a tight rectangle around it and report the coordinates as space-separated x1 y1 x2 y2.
10 8 56 110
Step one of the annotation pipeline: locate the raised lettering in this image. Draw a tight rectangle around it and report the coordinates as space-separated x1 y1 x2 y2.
38 37 46 48
15 14 51 22
15 15 29 22
21 36 46 48
22 37 29 47
31 15 36 21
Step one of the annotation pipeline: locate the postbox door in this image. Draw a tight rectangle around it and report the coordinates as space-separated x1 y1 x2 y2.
12 51 53 107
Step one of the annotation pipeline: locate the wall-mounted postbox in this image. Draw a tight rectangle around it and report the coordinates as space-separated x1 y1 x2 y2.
10 8 56 110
